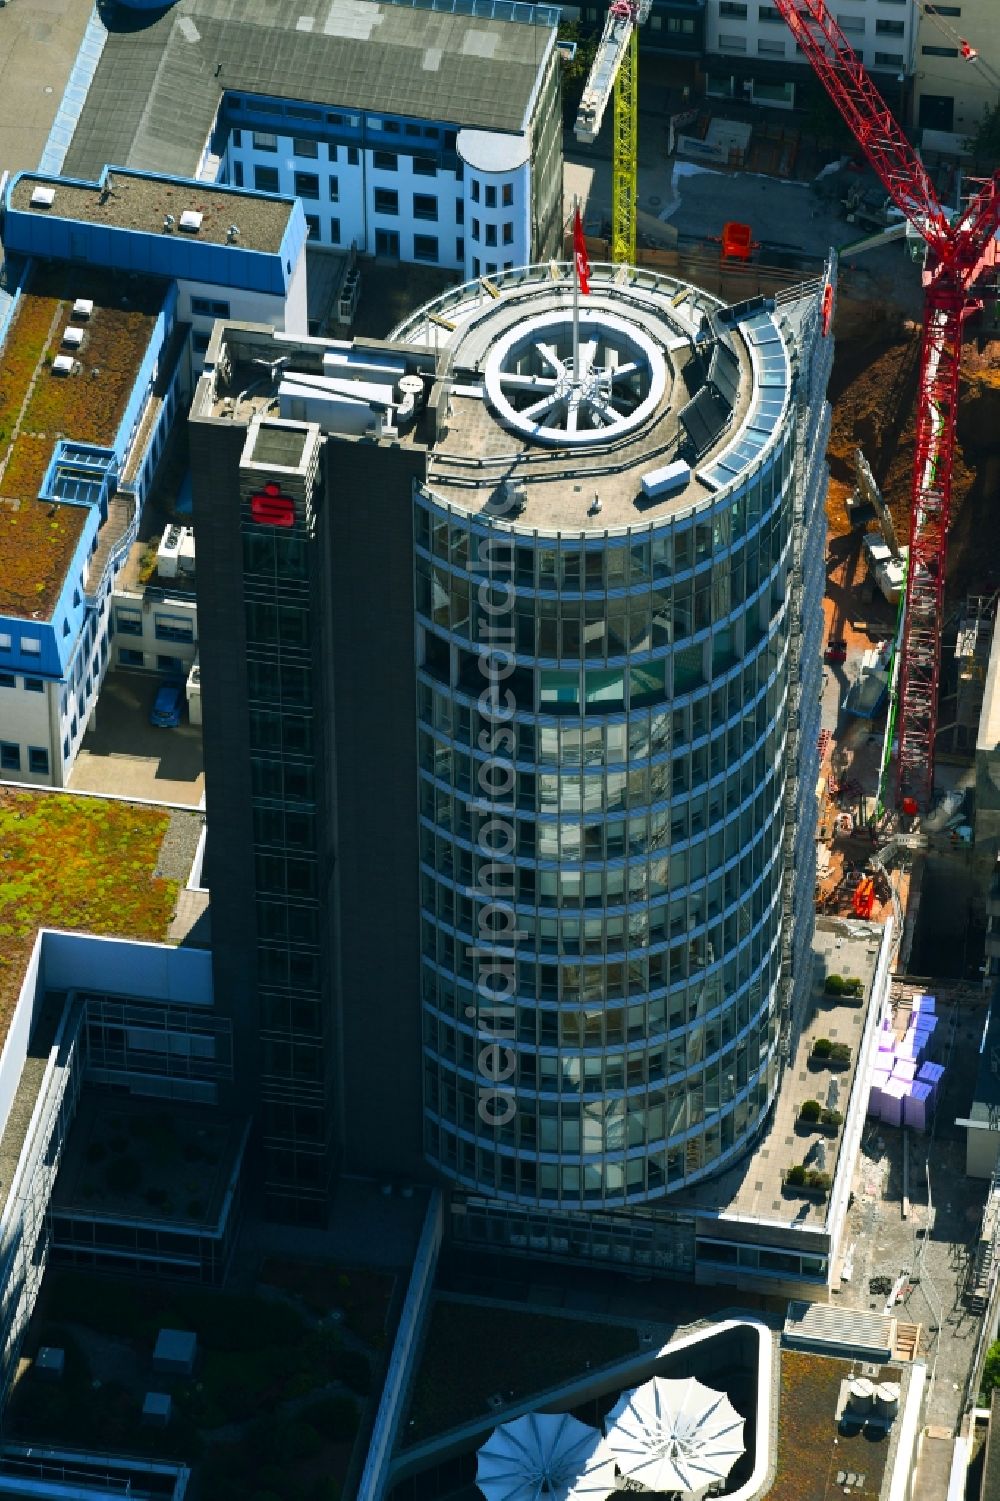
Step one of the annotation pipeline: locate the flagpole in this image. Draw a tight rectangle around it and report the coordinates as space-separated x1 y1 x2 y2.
572 193 580 386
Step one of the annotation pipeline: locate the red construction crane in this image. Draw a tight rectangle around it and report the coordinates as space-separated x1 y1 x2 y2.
772 0 1000 812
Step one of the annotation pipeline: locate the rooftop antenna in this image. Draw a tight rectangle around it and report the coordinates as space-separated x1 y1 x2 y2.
98 173 116 204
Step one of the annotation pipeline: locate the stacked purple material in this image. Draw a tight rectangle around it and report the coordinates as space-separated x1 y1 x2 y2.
895 1032 923 1062
869 997 945 1127
869 1068 890 1116
880 1078 907 1127
903 1081 933 1131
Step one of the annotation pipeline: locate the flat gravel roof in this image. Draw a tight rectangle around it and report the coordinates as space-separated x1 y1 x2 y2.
64 0 557 182
11 172 293 254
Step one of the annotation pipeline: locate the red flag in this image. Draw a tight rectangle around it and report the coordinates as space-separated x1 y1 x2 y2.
573 208 591 295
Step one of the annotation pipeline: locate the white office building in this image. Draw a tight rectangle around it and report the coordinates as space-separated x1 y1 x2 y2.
704 0 916 110
57 0 565 284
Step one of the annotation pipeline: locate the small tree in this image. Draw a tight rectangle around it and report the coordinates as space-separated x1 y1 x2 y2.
831 1042 852 1065
824 974 845 996
558 22 599 128
982 1340 1000 1399
800 1099 822 1122
821 1108 843 1129
787 1164 807 1187
812 1037 833 1059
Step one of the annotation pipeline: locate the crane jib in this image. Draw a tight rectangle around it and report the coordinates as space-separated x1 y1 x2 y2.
772 0 1000 812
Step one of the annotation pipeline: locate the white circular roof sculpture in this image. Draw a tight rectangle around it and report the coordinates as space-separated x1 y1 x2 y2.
457 128 531 173
483 310 666 448
603 1376 745 1498
476 1412 618 1501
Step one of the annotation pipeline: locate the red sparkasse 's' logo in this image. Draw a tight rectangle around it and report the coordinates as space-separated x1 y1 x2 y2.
251 480 295 527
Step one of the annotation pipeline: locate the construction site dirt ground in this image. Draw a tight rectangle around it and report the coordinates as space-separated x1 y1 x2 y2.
813 291 1000 928
826 313 1000 608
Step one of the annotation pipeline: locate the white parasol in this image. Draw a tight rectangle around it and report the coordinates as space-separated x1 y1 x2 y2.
476 1411 618 1501
603 1375 744 1496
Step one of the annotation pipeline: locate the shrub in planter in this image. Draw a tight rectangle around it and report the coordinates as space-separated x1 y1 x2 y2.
786 1164 807 1187
800 1099 822 1123
824 974 845 995
806 1170 832 1192
846 977 864 997
830 1043 852 1065
812 1037 833 1059
821 1108 843 1128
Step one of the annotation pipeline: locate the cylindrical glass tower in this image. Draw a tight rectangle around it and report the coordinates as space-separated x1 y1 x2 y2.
393 263 815 1211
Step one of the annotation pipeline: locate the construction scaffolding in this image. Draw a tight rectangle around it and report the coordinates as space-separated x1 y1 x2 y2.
967 1160 1000 1314
952 594 997 750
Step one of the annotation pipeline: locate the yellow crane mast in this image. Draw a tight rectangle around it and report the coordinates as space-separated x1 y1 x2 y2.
573 0 650 265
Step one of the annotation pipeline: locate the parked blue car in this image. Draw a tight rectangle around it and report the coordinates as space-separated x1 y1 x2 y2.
150 681 184 728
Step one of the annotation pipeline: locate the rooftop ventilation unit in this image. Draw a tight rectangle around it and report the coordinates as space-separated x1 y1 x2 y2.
51 355 75 377
179 210 203 233
72 298 94 320
640 459 691 501
226 224 240 243
157 525 182 579
30 186 55 208
62 327 84 350
163 215 175 232
178 527 196 574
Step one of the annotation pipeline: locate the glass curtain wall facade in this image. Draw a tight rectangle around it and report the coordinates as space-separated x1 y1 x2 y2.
417 429 796 1209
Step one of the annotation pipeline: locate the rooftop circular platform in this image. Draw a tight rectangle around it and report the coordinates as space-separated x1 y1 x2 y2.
391 261 793 534
482 306 667 447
